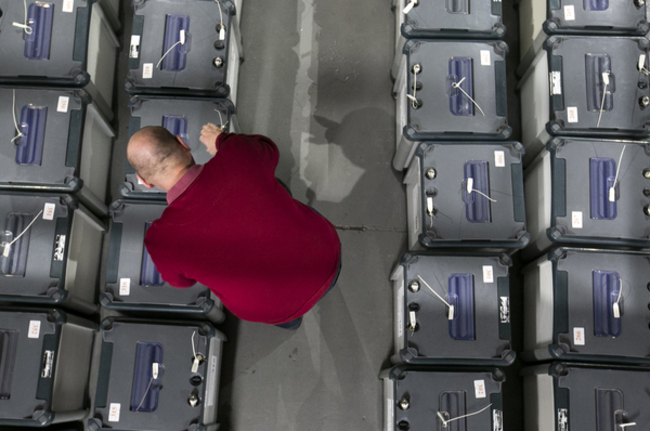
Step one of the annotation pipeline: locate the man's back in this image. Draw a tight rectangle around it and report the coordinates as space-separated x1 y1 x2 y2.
144 133 341 324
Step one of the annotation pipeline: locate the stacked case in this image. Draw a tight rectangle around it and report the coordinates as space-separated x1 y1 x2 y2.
383 2 518 430
517 2 650 430
0 0 244 429
0 1 119 424
89 1 247 430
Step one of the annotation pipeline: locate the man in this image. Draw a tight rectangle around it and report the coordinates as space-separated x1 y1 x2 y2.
126 125 341 329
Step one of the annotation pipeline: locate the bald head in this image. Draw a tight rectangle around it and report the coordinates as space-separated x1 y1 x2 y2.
127 126 194 189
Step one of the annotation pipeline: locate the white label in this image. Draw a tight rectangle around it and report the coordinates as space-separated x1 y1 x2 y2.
493 410 504 431
108 403 121 422
573 327 585 346
56 96 69 113
62 0 74 13
143 63 154 79
28 320 41 339
206 355 218 407
480 50 491 66
571 211 583 229
130 35 141 59
397 286 404 338
563 5 575 21
483 265 494 284
567 106 579 123
550 71 562 95
119 278 131 296
474 380 487 399
494 150 505 167
53 235 66 261
43 203 56 220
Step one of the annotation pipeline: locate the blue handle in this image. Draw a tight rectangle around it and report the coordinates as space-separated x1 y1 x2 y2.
161 14 190 71
141 222 165 287
130 342 163 412
584 0 609 11
464 160 491 223
593 270 622 337
590 157 617 220
448 273 475 340
448 57 474 116
24 2 54 60
15 105 47 166
0 213 34 277
163 115 188 145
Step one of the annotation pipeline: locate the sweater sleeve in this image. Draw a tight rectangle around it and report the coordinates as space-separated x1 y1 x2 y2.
144 233 196 288
216 133 280 171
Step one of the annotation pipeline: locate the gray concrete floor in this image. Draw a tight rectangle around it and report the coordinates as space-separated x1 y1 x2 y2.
219 1 404 430
109 0 524 430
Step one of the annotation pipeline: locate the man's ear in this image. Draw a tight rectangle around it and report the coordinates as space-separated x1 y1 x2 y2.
136 174 155 189
176 135 191 151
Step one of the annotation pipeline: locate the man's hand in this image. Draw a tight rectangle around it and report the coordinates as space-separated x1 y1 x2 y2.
200 123 223 156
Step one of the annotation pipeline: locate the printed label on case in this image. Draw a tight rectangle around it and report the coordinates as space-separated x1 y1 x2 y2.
62 0 74 13
550 71 562 95
57 96 69 113
474 380 486 398
480 50 491 66
43 203 56 220
572 211 583 229
119 278 131 296
483 265 494 284
573 327 585 346
130 35 141 59
108 403 120 422
143 63 154 79
567 107 579 123
564 5 575 21
494 151 505 167
28 320 41 339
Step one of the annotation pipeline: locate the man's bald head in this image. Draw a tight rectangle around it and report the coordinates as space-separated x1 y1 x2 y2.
127 126 194 186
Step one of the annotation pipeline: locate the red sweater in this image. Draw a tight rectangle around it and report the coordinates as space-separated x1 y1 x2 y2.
144 133 341 324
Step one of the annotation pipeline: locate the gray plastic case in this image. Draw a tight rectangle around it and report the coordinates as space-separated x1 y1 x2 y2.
524 138 650 258
523 362 649 431
517 0 649 76
89 317 226 431
404 142 529 250
522 248 650 365
0 192 104 315
381 365 505 431
121 95 239 200
0 308 95 427
390 252 515 366
102 200 225 325
126 0 243 102
519 36 650 161
0 87 114 217
0 1 119 121
394 0 505 40
392 39 511 169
